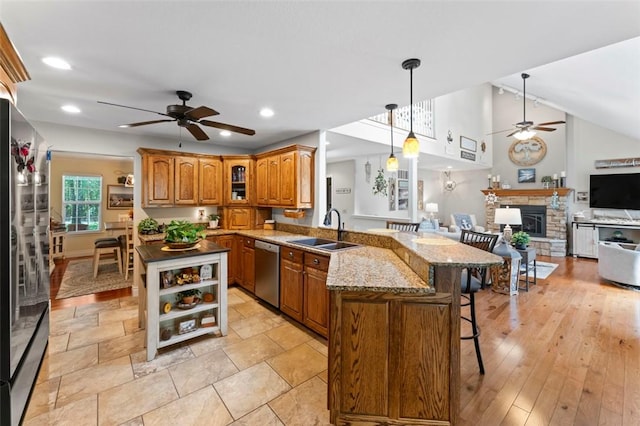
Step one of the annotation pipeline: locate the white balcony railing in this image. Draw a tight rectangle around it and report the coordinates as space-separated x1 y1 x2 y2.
368 100 434 139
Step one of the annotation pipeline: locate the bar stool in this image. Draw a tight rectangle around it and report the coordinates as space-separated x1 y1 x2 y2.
93 237 122 278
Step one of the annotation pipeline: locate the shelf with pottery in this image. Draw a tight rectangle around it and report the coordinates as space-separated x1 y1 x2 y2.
136 239 229 361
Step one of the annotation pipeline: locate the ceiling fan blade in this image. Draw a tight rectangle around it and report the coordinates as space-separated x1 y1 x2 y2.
186 123 209 141
487 128 514 135
536 120 565 126
186 106 219 120
123 119 176 128
532 126 557 132
506 129 521 138
200 120 256 136
97 101 171 117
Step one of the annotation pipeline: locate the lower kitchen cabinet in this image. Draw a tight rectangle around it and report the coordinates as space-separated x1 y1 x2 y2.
240 236 255 293
302 252 330 337
280 247 304 322
209 235 236 284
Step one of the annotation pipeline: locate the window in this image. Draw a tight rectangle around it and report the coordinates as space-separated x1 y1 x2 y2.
62 175 102 232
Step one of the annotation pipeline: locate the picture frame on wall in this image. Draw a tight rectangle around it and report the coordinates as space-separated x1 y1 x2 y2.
518 168 536 183
460 136 477 152
576 191 589 203
107 184 134 209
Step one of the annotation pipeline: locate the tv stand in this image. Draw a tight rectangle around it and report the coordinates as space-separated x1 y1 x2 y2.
572 221 640 258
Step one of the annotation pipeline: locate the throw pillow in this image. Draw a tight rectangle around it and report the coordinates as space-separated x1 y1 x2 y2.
452 213 473 230
418 218 439 232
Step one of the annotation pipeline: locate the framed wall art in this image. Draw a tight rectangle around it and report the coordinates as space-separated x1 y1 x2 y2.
576 191 589 203
508 136 547 166
460 136 477 152
107 184 134 209
518 168 536 183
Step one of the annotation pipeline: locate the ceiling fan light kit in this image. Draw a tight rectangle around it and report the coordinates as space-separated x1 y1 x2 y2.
402 58 421 158
98 90 256 141
385 103 399 172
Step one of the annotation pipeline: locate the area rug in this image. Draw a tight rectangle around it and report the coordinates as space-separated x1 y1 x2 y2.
56 259 131 299
524 261 559 280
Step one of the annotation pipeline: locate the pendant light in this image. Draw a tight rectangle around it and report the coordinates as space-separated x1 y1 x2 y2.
402 58 421 158
385 103 399 172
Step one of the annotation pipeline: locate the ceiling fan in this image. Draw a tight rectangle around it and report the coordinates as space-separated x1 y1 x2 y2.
491 73 565 140
98 90 256 141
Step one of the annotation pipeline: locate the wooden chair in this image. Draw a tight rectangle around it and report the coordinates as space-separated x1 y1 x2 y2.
93 237 122 278
459 229 499 374
386 221 420 232
122 222 134 280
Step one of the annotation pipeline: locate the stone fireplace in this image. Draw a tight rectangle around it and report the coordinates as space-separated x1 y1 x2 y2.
482 188 572 257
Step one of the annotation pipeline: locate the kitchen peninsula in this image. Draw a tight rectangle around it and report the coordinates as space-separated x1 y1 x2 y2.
138 226 502 423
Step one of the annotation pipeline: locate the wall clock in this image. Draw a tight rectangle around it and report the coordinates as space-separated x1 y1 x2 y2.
508 136 547 166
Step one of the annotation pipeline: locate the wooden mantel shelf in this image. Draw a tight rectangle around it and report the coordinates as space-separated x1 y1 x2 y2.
481 188 573 197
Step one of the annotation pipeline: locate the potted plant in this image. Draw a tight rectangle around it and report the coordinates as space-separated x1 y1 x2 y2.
208 213 220 229
511 231 530 250
137 217 159 234
541 176 553 189
176 288 201 305
164 220 206 248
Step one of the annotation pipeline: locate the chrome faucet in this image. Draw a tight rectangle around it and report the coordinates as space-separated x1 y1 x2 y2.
323 208 344 241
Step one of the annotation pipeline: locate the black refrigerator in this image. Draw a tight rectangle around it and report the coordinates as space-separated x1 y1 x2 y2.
0 99 49 425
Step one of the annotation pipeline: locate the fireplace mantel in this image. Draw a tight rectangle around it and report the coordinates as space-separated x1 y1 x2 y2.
481 188 573 197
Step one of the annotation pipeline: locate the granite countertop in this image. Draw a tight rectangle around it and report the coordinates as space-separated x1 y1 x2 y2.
136 239 229 263
137 227 502 294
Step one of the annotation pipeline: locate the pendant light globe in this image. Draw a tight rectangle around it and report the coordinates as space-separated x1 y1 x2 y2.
402 58 421 158
385 103 399 172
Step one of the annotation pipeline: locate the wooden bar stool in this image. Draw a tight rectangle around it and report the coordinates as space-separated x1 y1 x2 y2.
93 237 122 278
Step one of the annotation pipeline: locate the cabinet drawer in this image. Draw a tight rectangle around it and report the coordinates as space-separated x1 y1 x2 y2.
281 247 303 263
304 252 329 271
243 237 255 248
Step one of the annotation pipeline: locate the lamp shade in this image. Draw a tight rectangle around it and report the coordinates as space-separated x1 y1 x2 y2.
425 203 438 213
494 207 522 225
402 132 420 158
386 154 399 172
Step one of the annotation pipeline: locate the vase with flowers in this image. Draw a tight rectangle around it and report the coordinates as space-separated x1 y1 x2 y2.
511 231 530 250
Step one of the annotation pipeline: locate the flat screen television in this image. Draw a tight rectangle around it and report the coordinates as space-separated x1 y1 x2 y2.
589 172 640 210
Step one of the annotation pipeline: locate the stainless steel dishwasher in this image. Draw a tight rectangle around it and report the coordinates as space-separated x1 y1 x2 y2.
254 240 280 308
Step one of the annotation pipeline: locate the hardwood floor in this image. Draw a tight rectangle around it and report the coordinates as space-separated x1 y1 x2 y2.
48 255 640 425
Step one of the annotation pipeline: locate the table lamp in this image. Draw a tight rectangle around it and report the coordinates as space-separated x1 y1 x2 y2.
494 206 522 243
425 203 439 219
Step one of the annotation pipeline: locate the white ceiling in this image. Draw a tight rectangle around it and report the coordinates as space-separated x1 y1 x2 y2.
2 1 639 156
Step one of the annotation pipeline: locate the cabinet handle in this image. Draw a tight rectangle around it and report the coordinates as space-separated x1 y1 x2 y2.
289 251 293 257
313 258 319 265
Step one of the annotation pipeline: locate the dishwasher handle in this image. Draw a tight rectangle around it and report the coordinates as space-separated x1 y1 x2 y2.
254 240 280 253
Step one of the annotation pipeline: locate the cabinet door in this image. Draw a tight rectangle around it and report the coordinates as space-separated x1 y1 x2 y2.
280 248 304 322
297 149 314 207
573 224 598 258
241 245 255 293
224 207 254 230
144 154 174 206
256 157 269 206
212 235 235 283
267 155 281 205
279 151 296 206
199 158 222 205
175 156 198 205
223 158 253 205
303 253 330 337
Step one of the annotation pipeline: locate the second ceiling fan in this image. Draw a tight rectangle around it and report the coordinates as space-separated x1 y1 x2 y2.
98 90 256 141
493 73 565 140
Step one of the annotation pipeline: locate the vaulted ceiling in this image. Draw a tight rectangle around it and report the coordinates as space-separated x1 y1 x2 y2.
2 1 639 153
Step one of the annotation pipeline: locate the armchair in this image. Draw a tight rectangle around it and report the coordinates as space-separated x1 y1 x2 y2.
598 242 640 287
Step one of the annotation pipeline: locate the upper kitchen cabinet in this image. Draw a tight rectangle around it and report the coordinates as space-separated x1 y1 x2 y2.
255 145 315 208
138 148 222 207
198 157 223 205
140 150 175 206
222 156 254 205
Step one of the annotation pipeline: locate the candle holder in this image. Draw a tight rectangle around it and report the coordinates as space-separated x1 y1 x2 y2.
560 177 566 187
488 177 492 189
553 179 559 188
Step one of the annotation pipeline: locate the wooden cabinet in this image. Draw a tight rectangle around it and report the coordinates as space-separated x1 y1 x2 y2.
255 145 315 208
209 234 236 284
223 156 253 205
303 252 330 337
138 148 223 207
199 157 223 205
329 290 455 425
142 152 175 206
174 156 198 205
239 237 255 293
221 206 271 230
279 247 304 322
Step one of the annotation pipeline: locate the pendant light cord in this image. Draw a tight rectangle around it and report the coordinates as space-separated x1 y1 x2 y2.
389 108 394 151
409 67 413 133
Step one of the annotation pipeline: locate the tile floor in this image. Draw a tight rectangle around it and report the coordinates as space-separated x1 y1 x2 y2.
24 287 331 425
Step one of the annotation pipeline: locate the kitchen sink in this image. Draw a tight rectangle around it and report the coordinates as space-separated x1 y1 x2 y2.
290 238 360 251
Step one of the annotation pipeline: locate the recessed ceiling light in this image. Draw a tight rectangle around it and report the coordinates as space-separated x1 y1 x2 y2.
42 57 71 70
61 105 81 114
260 107 274 118
219 130 231 137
